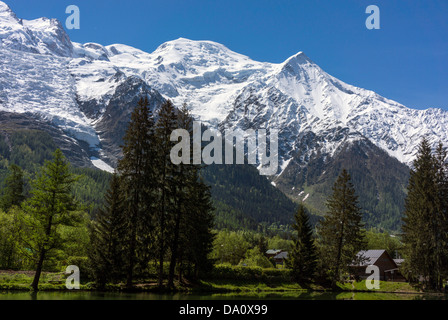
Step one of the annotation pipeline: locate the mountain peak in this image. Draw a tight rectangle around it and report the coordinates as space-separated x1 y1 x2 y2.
0 1 18 22
154 37 244 58
282 51 313 67
152 38 257 73
0 2 73 57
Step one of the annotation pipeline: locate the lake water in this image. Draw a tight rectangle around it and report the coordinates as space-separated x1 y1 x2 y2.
0 291 446 300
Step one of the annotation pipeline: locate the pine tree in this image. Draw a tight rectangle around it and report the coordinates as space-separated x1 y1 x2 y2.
154 99 178 288
402 138 438 289
403 138 448 290
317 169 366 288
183 176 215 279
288 203 317 283
433 142 448 290
89 173 127 288
164 103 216 285
167 103 193 287
23 149 80 292
1 164 25 211
117 97 156 289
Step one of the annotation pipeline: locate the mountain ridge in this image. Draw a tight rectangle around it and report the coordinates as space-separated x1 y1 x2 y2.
0 1 446 231
1 1 446 173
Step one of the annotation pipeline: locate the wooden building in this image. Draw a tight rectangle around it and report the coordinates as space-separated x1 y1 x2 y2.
265 249 282 259
350 250 406 282
273 251 288 266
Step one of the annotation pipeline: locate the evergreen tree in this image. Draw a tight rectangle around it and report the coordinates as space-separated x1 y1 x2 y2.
23 149 81 292
1 164 25 211
317 169 366 288
257 235 269 256
167 103 193 287
163 103 216 285
117 97 156 289
288 203 317 283
402 138 448 290
89 173 127 288
183 176 215 279
402 138 437 289
154 99 178 288
433 142 448 290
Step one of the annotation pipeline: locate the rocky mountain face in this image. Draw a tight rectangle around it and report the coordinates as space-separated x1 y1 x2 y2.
0 1 446 229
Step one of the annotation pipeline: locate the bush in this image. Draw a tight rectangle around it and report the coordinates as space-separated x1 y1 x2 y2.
206 264 291 282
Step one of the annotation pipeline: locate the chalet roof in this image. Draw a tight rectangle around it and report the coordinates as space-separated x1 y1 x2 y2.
352 250 390 266
274 252 288 260
266 249 282 255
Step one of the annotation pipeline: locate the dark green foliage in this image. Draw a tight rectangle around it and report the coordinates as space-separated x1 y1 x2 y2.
89 174 127 288
287 204 317 282
8 131 57 172
276 138 410 232
0 131 112 217
153 99 178 287
212 200 260 231
71 167 112 216
117 97 156 289
181 177 216 278
205 264 292 282
433 142 448 289
317 169 366 287
402 138 448 291
0 164 25 211
201 163 300 232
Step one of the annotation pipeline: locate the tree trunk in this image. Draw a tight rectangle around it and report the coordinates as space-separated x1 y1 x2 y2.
332 221 345 289
158 191 165 289
126 227 136 289
168 209 181 288
31 214 53 292
31 248 46 292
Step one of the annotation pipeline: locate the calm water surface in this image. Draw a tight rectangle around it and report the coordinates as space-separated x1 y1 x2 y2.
0 291 446 300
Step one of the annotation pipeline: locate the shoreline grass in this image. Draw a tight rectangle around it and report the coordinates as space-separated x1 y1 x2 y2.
0 269 427 296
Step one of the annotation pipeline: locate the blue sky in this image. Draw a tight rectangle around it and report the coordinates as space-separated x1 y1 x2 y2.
7 0 448 110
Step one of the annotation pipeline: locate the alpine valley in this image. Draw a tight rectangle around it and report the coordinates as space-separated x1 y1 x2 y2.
0 1 446 231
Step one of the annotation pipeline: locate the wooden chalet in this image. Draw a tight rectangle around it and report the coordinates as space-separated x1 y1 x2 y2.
350 250 406 282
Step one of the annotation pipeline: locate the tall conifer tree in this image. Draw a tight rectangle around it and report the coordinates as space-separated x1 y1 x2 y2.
183 176 215 279
167 104 193 287
317 169 366 288
154 100 178 288
89 173 127 288
117 97 156 289
403 138 448 290
433 142 448 289
288 203 317 283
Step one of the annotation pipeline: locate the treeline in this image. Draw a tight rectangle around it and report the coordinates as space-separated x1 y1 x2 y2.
89 98 215 290
0 128 300 234
284 138 448 290
0 103 446 292
286 169 366 287
0 98 215 291
210 168 402 287
201 163 299 232
0 130 112 215
401 138 448 291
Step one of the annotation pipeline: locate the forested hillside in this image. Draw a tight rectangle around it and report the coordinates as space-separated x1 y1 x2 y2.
0 130 111 215
0 128 306 232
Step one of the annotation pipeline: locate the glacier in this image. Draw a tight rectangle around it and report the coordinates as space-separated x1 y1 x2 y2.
0 1 447 173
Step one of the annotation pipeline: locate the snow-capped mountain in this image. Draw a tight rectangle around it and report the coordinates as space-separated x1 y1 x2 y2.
0 0 447 176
